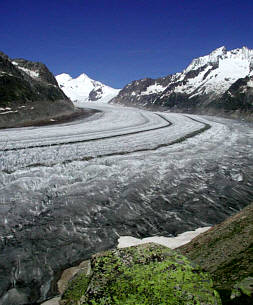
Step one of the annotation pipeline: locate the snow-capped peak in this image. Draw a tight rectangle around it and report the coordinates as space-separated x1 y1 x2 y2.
56 73 72 83
185 46 253 73
56 73 120 104
112 46 253 109
173 46 253 98
185 46 226 73
76 73 89 79
210 46 226 56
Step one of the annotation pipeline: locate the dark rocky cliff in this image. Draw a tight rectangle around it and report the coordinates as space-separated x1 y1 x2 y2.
0 51 75 128
210 76 253 119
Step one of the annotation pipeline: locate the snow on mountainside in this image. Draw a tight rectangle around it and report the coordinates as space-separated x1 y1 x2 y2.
56 73 120 104
111 46 253 117
178 46 253 98
12 61 40 79
0 51 75 128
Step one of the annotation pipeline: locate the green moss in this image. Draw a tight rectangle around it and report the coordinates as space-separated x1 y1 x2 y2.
62 273 90 302
61 244 221 305
231 277 253 298
90 259 217 305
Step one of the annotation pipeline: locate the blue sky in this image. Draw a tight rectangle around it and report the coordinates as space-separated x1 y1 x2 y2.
1 0 253 88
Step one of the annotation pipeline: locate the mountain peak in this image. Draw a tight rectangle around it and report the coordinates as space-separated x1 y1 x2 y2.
184 46 253 73
56 72 120 104
111 45 253 117
242 45 249 50
56 73 73 83
77 73 89 80
210 46 226 56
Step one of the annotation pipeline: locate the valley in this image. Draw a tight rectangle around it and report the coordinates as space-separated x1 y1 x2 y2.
0 103 252 304
1 0 253 302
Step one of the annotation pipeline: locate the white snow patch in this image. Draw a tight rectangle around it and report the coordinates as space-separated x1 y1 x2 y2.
0 107 11 111
0 71 14 77
17 66 40 79
247 79 253 87
0 110 18 115
117 227 211 249
141 84 166 95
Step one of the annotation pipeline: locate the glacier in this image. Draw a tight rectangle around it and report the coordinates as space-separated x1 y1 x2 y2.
0 103 252 304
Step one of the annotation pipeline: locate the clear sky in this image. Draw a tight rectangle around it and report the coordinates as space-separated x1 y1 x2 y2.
1 0 253 88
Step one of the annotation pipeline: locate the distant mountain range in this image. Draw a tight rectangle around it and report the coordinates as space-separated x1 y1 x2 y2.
1 46 253 127
110 46 253 119
0 51 75 128
56 73 120 104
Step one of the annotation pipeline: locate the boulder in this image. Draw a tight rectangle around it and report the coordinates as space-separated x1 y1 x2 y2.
59 243 221 305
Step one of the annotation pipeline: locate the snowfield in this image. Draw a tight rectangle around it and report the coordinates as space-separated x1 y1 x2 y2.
56 73 120 104
117 227 211 249
0 103 253 305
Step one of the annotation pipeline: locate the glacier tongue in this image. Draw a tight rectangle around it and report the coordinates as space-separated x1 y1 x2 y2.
56 73 120 104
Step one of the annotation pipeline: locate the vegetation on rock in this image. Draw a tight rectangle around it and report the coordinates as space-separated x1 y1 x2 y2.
60 243 221 305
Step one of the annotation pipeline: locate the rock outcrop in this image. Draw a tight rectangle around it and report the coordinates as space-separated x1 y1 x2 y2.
0 51 75 128
40 203 253 305
58 243 221 305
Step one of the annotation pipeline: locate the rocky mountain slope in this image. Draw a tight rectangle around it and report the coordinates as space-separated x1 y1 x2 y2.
56 73 120 104
111 46 253 118
179 202 253 305
0 51 75 128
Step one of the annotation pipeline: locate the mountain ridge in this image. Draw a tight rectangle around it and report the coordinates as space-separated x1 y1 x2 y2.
110 46 253 119
0 51 77 128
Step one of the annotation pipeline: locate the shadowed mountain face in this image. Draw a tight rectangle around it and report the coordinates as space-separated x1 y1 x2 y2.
0 51 75 128
211 76 253 116
110 46 253 119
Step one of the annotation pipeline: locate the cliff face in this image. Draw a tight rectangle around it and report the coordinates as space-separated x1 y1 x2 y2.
210 76 253 119
110 47 253 118
0 51 75 128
